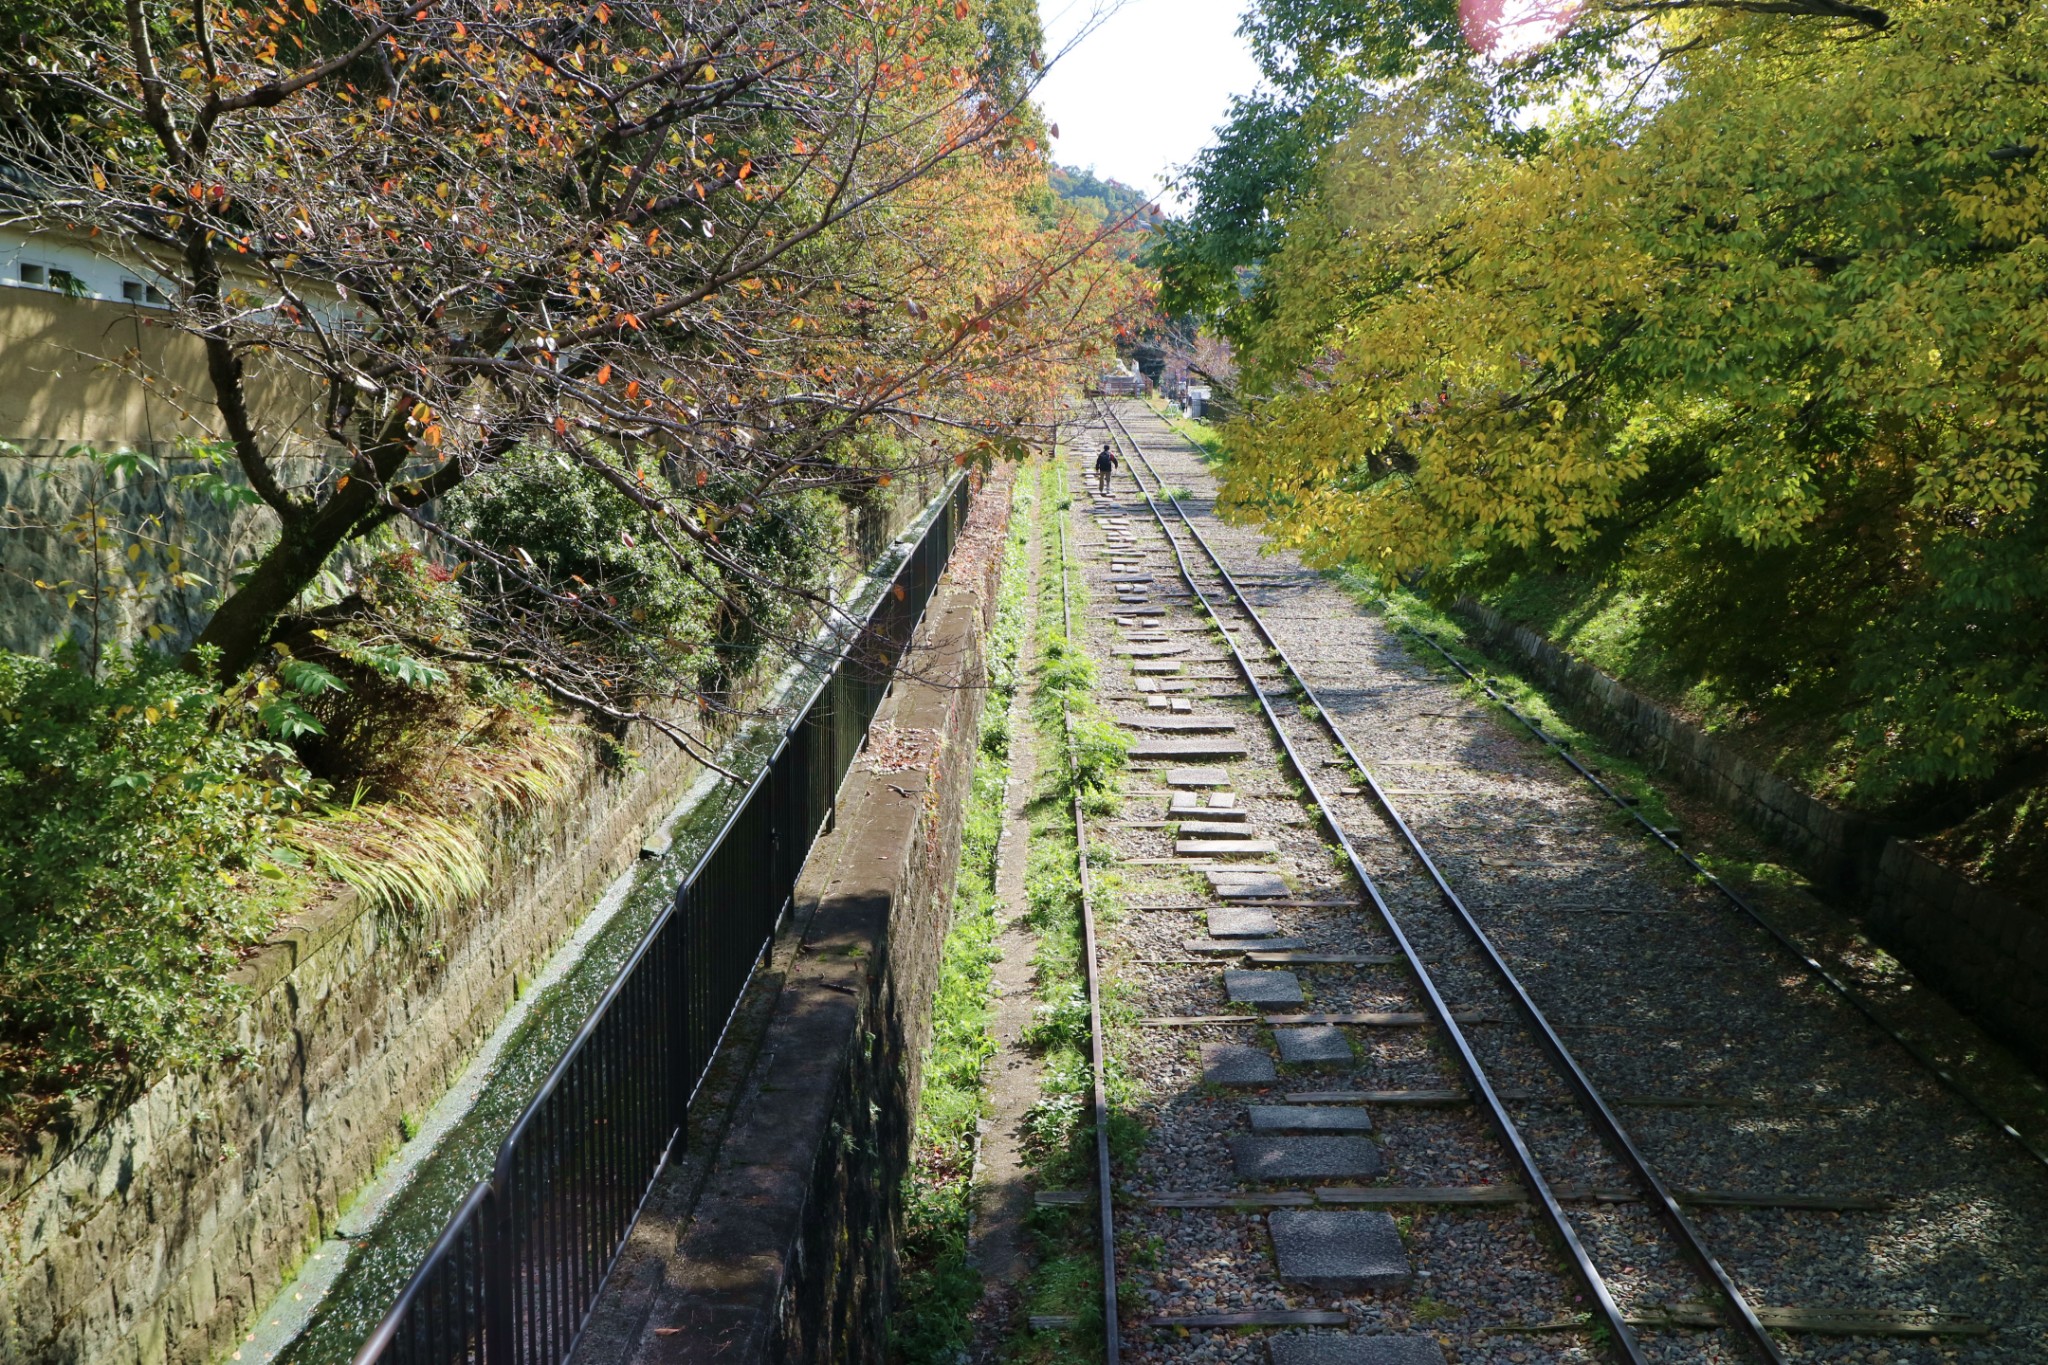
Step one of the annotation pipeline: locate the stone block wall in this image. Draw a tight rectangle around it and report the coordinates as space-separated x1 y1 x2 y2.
0 718 702 1365
1456 599 2048 1068
0 472 999 1365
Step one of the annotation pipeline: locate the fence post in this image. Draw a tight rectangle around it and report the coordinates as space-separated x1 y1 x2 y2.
482 1184 514 1365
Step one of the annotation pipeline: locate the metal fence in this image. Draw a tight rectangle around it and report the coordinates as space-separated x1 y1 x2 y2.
352 474 974 1365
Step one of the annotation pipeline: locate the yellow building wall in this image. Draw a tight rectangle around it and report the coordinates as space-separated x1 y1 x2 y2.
0 289 329 659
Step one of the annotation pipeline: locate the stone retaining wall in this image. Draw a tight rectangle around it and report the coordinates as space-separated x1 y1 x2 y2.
1456 599 2048 1069
0 719 701 1365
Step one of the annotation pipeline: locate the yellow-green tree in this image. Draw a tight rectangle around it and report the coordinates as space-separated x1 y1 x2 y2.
1224 1 2048 796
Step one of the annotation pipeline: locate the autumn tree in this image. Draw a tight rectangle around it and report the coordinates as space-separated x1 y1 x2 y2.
3 0 1138 756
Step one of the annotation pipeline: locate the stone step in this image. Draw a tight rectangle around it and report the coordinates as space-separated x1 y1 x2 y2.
1268 1210 1412 1291
1177 839 1279 856
1167 766 1230 786
1118 715 1238 733
1275 1025 1355 1066
1201 1043 1277 1087
1209 870 1289 898
1233 1134 1385 1181
1183 937 1309 955
1170 801 1247 821
1177 819 1261 838
1208 907 1278 936
1271 1335 1447 1365
1134 740 1249 761
1248 1104 1375 1134
1225 969 1304 1004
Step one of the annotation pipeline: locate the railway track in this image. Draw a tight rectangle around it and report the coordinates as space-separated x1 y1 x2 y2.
1047 397 2037 1365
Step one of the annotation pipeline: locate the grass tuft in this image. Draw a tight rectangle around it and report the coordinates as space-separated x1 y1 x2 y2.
283 803 491 919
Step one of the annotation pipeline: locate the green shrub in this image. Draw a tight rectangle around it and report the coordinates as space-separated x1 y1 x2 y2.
446 449 842 696
446 449 722 691
0 647 309 1137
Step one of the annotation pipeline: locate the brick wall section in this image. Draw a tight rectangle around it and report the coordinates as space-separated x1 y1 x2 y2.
0 724 701 1365
1457 599 2048 1069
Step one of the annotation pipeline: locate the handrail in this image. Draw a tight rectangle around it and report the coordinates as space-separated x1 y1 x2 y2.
351 473 972 1365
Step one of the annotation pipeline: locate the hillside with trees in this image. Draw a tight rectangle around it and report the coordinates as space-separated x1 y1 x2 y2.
1159 0 2048 899
1049 163 1150 226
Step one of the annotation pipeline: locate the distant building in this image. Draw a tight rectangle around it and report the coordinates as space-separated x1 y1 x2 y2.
0 224 339 658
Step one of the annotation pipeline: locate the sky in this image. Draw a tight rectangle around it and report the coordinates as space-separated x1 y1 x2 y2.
1031 0 1266 209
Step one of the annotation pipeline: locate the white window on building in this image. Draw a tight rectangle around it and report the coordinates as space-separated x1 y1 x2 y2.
121 279 169 306
17 262 81 293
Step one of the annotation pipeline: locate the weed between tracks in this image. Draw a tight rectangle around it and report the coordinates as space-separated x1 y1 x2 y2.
1143 396 1228 464
891 474 1035 1365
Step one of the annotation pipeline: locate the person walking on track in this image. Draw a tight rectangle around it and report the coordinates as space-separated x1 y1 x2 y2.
1094 441 1117 495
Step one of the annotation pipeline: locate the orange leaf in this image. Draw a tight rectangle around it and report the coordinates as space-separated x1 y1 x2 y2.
596 363 613 385
335 474 350 490
695 468 708 487
554 416 568 435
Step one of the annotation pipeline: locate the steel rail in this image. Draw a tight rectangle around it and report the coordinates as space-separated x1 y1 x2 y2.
1083 401 1650 1364
1389 617 2048 1174
1054 461 1122 1364
1098 399 1788 1363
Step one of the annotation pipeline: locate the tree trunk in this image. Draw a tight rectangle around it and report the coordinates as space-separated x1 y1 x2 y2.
181 486 379 679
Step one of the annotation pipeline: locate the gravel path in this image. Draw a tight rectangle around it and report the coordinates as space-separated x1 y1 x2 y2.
1059 400 2048 1365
